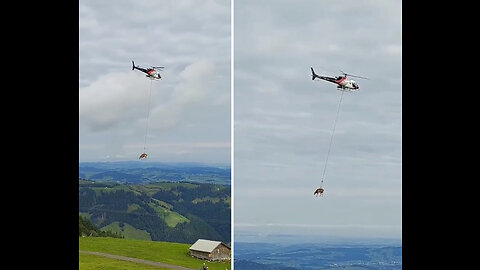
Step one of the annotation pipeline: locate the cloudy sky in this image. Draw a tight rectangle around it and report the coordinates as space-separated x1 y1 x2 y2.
79 0 231 164
234 0 402 241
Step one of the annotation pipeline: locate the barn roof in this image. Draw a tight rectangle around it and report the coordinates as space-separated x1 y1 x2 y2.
189 239 230 253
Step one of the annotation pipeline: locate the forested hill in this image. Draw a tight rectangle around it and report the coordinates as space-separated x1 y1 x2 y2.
79 179 231 244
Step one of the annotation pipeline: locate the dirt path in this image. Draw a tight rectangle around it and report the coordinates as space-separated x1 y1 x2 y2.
79 250 197 270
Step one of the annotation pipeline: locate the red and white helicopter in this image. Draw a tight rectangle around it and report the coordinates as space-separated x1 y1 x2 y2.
132 60 164 80
310 67 368 91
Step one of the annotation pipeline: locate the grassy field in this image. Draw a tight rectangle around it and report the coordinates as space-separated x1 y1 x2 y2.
80 252 171 270
91 185 136 196
164 211 190 227
79 237 231 270
148 200 190 227
192 197 221 204
101 222 151 240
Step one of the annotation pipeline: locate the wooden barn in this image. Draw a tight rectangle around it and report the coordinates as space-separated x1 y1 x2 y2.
189 239 231 261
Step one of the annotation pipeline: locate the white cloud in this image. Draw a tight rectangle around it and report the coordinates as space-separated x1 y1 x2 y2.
383 44 402 56
80 72 147 132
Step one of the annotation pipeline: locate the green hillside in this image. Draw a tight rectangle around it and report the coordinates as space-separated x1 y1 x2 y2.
79 237 231 270
101 222 151 240
79 216 123 238
79 179 230 243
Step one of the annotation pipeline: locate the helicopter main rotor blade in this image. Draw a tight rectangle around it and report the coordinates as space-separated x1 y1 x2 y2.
347 74 369 80
340 69 369 80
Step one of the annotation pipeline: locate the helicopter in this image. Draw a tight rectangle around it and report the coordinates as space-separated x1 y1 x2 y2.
310 67 368 91
132 60 164 80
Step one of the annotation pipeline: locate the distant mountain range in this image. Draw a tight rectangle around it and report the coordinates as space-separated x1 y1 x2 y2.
234 242 402 270
79 161 230 185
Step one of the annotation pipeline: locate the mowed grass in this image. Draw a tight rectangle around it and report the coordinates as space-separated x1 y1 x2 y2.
148 200 190 227
192 197 221 204
164 211 190 227
91 185 136 196
135 182 199 193
79 237 231 270
80 252 171 270
101 222 151 240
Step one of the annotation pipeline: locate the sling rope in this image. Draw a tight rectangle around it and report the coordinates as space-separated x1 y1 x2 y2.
143 80 153 153
320 90 345 188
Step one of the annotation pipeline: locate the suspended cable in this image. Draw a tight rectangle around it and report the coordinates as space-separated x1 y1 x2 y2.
140 80 153 159
320 90 345 188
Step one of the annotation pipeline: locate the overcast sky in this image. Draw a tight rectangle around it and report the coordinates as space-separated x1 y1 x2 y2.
79 0 231 164
234 0 402 241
